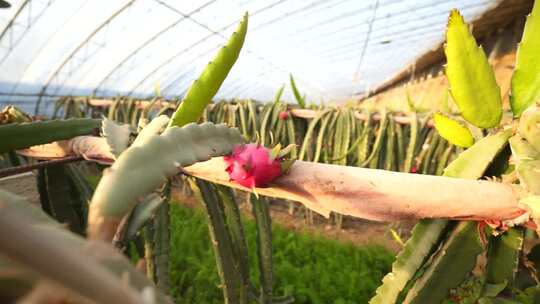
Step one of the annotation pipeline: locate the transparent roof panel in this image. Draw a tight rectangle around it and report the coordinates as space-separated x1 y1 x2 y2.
0 0 502 113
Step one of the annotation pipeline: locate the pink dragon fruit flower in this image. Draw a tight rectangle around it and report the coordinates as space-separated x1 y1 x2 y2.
224 143 282 188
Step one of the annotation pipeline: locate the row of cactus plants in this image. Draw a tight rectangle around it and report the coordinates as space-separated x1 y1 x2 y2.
50 83 459 229
51 92 455 177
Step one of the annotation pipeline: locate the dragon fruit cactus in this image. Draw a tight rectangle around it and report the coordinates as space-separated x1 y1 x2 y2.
224 143 289 188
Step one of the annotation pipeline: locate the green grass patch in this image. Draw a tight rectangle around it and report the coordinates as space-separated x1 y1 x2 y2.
170 203 394 304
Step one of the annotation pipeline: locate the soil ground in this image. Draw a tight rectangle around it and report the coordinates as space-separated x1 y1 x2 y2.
0 172 40 206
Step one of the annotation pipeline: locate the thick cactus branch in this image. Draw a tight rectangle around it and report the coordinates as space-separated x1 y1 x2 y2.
191 179 244 303
20 140 525 223
17 136 114 164
251 194 274 303
0 118 100 153
17 131 526 223
169 13 248 128
184 157 524 222
0 190 172 304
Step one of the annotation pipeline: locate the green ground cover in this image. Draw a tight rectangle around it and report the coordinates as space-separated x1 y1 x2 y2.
169 203 394 304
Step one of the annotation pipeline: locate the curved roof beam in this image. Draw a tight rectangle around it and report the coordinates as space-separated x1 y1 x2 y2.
6 1 90 98
128 0 326 100
251 0 344 31
90 16 186 96
34 0 136 114
123 0 238 97
353 0 379 81
124 0 309 96
300 0 493 54
323 32 442 64
125 35 218 96
0 0 29 41
159 66 197 96
0 0 56 65
92 0 217 96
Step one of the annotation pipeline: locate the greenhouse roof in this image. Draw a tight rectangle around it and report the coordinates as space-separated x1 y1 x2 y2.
0 0 526 113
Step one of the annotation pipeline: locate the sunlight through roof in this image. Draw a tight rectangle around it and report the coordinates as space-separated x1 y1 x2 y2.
0 0 501 113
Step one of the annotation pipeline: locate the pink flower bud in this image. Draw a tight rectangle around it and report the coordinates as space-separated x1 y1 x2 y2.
279 111 290 120
224 144 282 188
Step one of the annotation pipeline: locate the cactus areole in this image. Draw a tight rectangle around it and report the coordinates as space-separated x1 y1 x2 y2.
224 144 283 188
